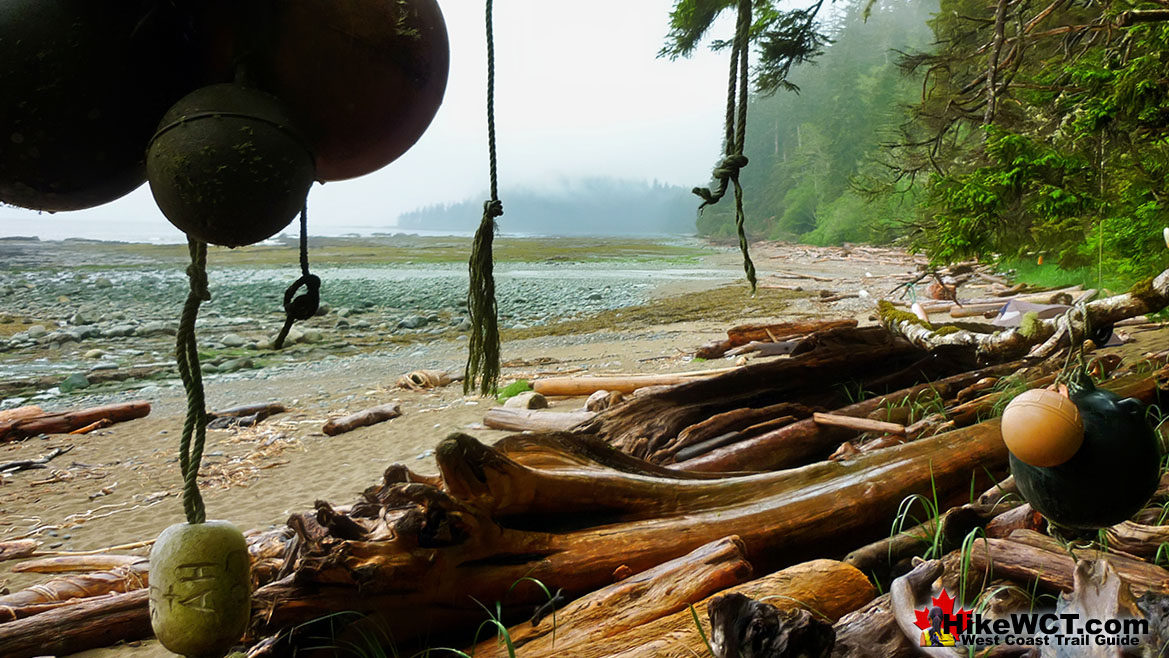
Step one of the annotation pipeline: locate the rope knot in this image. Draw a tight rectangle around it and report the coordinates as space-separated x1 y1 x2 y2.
483 199 504 218
712 154 749 180
185 263 211 301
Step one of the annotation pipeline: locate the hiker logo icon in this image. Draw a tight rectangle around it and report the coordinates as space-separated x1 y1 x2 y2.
914 589 971 647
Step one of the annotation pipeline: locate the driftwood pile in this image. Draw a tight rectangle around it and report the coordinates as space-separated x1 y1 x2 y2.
2 274 1169 656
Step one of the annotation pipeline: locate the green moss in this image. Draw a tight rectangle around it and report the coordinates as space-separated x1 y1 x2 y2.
495 379 532 402
1128 276 1158 305
877 300 932 331
1018 311 1043 339
933 325 962 336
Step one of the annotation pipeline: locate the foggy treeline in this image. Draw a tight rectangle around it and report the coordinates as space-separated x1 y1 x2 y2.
397 178 698 235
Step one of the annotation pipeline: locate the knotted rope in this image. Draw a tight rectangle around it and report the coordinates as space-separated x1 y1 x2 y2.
175 237 210 524
465 0 503 396
693 0 757 292
274 200 320 349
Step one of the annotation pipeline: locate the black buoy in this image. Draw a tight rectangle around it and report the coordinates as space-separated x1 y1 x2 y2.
146 83 315 247
1009 381 1161 530
0 0 197 211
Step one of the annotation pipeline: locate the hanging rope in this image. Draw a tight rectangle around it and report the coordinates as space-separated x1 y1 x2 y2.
175 237 211 525
693 0 757 292
274 199 320 349
465 0 503 396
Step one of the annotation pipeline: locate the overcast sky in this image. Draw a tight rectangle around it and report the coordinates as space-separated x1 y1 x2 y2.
1 0 736 240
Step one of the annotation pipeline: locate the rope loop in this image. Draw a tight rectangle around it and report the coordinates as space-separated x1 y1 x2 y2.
282 274 321 321
483 199 504 218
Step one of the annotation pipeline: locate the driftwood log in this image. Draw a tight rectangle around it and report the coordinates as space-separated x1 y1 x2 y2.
322 402 402 436
0 401 151 443
0 406 43 423
482 408 595 432
473 559 872 658
967 530 1169 597
532 368 738 396
695 318 858 359
674 366 1165 472
582 327 973 461
880 267 1169 360
243 421 1005 646
466 536 755 657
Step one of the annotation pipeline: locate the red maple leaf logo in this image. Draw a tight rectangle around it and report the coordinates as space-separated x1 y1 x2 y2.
914 589 972 633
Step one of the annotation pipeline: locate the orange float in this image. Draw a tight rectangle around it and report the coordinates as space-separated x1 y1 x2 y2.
1000 388 1083 468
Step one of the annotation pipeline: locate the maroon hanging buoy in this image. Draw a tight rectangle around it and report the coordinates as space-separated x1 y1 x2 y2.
196 0 450 182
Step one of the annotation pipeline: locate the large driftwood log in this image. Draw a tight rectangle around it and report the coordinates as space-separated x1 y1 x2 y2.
467 536 754 657
676 366 1165 472
0 406 43 423
583 327 960 460
247 422 1005 645
0 401 151 442
532 368 738 396
880 267 1169 360
696 318 858 359
476 560 873 658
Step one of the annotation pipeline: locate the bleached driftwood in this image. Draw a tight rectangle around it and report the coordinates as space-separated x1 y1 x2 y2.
880 268 1169 361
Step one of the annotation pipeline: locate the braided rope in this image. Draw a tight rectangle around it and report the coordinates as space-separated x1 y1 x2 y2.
465 0 503 395
176 237 210 524
693 0 757 292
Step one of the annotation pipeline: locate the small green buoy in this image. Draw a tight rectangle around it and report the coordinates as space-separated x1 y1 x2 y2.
149 520 250 658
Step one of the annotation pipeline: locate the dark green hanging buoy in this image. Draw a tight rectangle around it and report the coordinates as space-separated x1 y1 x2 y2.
146 83 315 247
1008 380 1161 530
149 520 250 657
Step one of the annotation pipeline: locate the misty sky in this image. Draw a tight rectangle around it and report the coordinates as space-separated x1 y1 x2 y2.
1 1 737 239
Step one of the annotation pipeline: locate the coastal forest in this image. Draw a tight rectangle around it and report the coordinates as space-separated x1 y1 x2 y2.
693 0 1169 286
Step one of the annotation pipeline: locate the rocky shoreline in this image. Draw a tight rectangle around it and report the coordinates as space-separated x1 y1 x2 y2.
0 236 728 407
